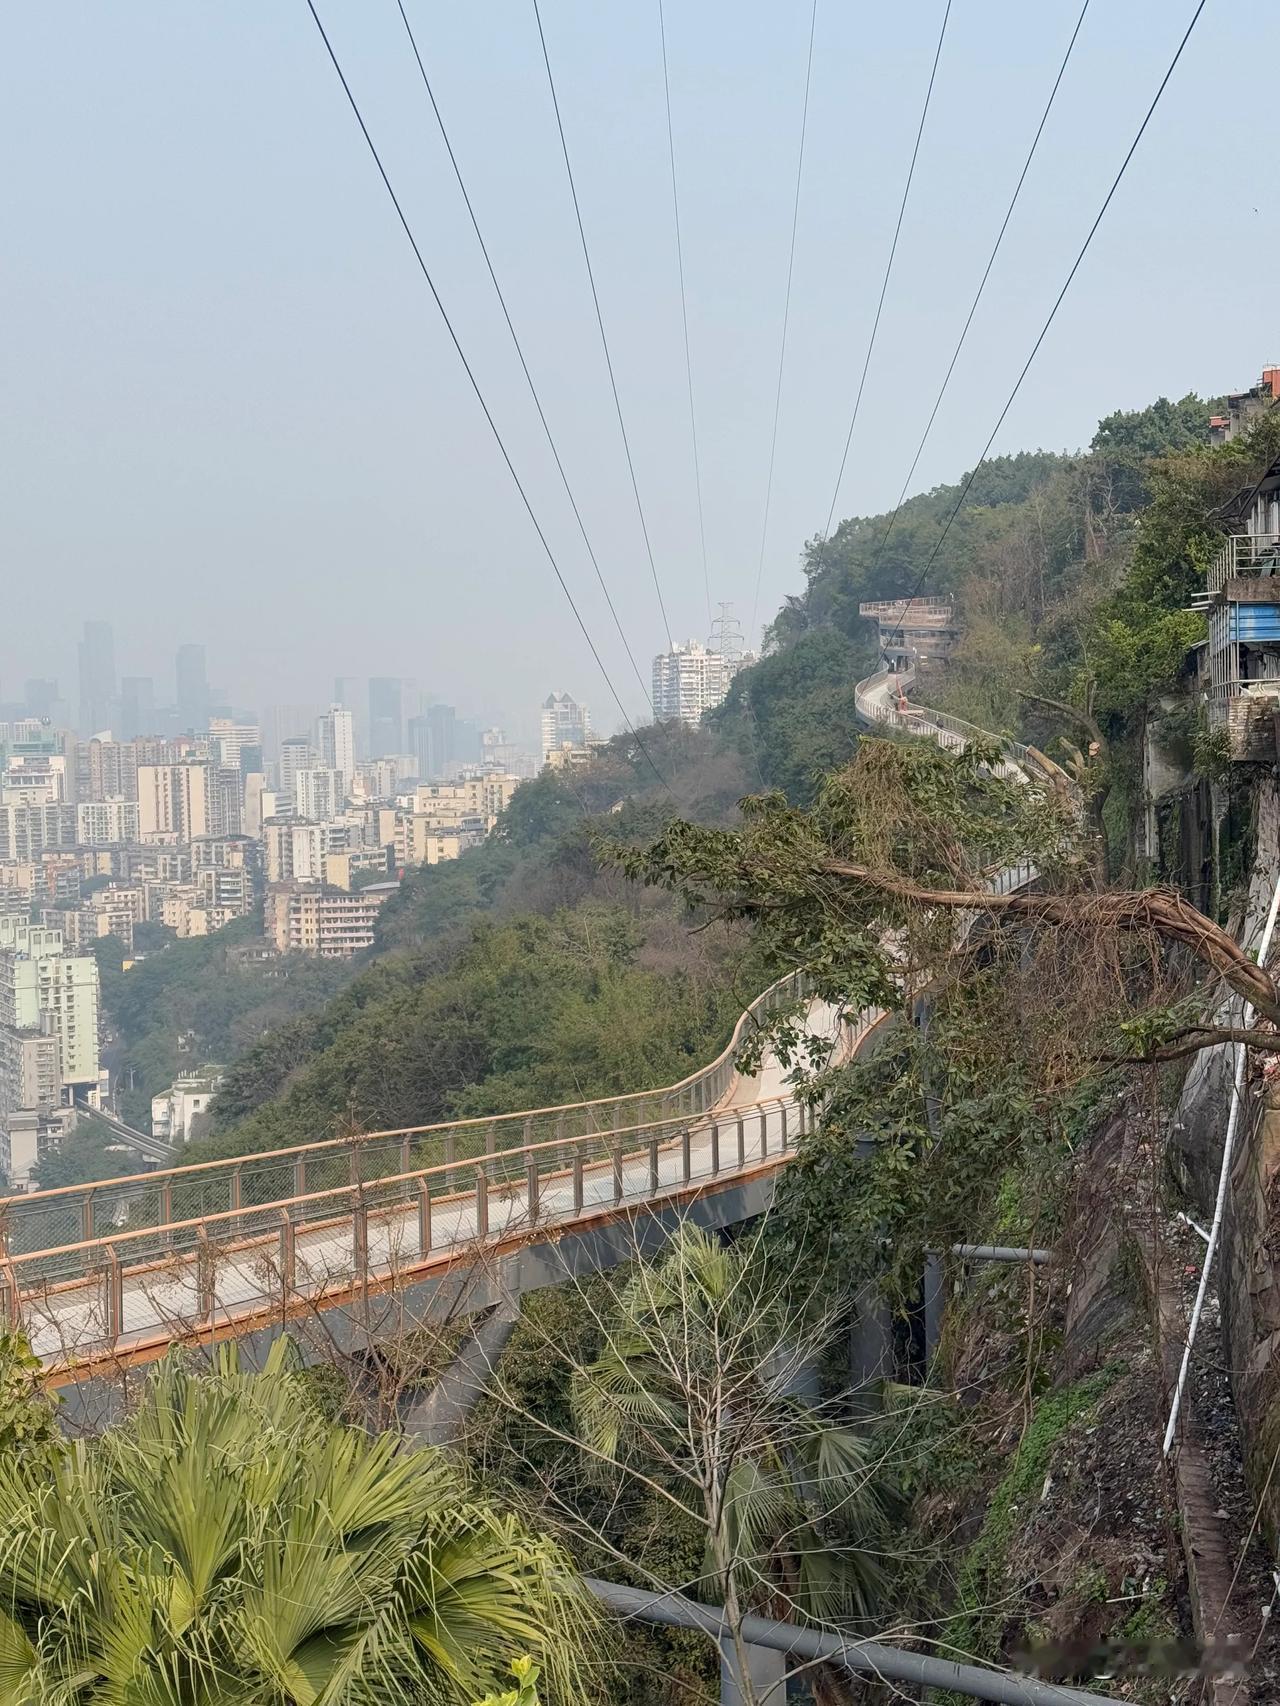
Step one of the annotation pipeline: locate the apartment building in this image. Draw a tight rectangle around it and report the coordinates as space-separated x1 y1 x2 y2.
0 917 101 1094
264 819 326 883
651 641 738 726
264 882 394 958
393 816 467 869
294 767 345 823
0 804 76 860
137 761 221 842
323 846 389 890
539 693 591 765
76 799 140 845
315 705 356 789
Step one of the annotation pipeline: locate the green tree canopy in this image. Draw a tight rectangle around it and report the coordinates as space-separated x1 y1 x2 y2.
0 1340 592 1705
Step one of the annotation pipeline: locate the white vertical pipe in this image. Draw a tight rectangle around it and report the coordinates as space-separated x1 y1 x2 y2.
1163 871 1280 1456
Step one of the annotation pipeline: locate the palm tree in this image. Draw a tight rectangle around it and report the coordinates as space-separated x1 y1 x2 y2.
571 1226 898 1701
0 1339 593 1704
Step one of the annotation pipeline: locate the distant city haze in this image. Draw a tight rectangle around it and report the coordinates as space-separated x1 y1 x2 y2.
3 0 1274 731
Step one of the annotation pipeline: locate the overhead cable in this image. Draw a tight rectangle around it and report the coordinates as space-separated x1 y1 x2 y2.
657 0 712 631
867 0 1091 580
392 0 656 720
749 0 819 650
301 0 671 793
821 0 953 542
879 0 1209 653
531 0 676 651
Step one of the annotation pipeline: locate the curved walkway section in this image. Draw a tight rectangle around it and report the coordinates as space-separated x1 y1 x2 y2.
2 985 873 1373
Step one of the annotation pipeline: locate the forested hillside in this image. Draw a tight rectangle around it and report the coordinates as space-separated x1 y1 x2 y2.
86 388 1280 1180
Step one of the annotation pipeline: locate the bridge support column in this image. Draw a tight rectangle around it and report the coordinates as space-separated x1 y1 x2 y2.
924 1252 945 1365
721 1639 786 1706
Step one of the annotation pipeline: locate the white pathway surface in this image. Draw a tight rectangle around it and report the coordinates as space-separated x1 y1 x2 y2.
22 1000 853 1368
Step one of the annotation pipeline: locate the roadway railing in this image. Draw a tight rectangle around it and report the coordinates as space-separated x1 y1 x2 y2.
0 972 812 1272
2 1088 833 1368
854 666 1033 780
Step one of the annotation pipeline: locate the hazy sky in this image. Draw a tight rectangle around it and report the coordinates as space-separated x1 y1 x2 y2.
4 1 1275 740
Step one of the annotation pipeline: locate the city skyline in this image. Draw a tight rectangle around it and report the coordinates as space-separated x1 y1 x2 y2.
2 620 595 754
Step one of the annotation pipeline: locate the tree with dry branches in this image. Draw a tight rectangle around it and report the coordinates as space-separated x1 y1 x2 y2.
465 1221 910 1706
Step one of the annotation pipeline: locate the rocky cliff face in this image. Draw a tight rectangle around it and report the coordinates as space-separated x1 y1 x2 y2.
1187 774 1280 1549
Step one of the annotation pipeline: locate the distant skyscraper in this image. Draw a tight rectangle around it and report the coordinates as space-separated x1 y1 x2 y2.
263 705 320 764
23 679 60 723
77 621 116 736
368 678 403 760
454 717 483 767
333 677 368 758
175 644 209 732
118 676 155 742
539 693 591 766
279 737 313 805
408 703 457 780
315 704 356 790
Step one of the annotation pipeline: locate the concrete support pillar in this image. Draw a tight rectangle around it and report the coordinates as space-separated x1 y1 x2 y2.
721 1637 786 1705
924 1252 945 1365
849 1282 893 1406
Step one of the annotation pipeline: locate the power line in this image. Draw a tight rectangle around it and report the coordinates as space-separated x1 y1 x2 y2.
821 0 953 542
865 0 1091 580
392 0 656 721
882 0 1209 653
300 0 671 794
531 0 675 653
749 0 819 652
657 0 712 633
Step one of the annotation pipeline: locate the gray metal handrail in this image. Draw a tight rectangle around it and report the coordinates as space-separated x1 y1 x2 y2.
0 971 812 1262
855 667 1033 779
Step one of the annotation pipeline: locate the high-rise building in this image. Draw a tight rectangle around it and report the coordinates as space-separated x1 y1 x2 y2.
293 767 344 823
76 800 141 845
0 804 77 861
368 678 404 760
333 678 368 758
539 693 591 766
454 717 483 767
136 761 218 842
75 737 138 803
23 680 61 723
315 705 356 789
175 644 208 733
264 820 326 883
207 719 262 774
263 705 321 764
408 703 456 781
651 642 736 727
77 621 116 736
0 916 102 1119
118 676 155 741
279 737 313 805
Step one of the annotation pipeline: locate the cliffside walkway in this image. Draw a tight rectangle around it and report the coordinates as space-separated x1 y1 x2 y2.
0 669 1038 1382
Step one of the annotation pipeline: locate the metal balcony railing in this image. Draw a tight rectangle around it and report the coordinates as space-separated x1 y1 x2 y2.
1206 532 1280 597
